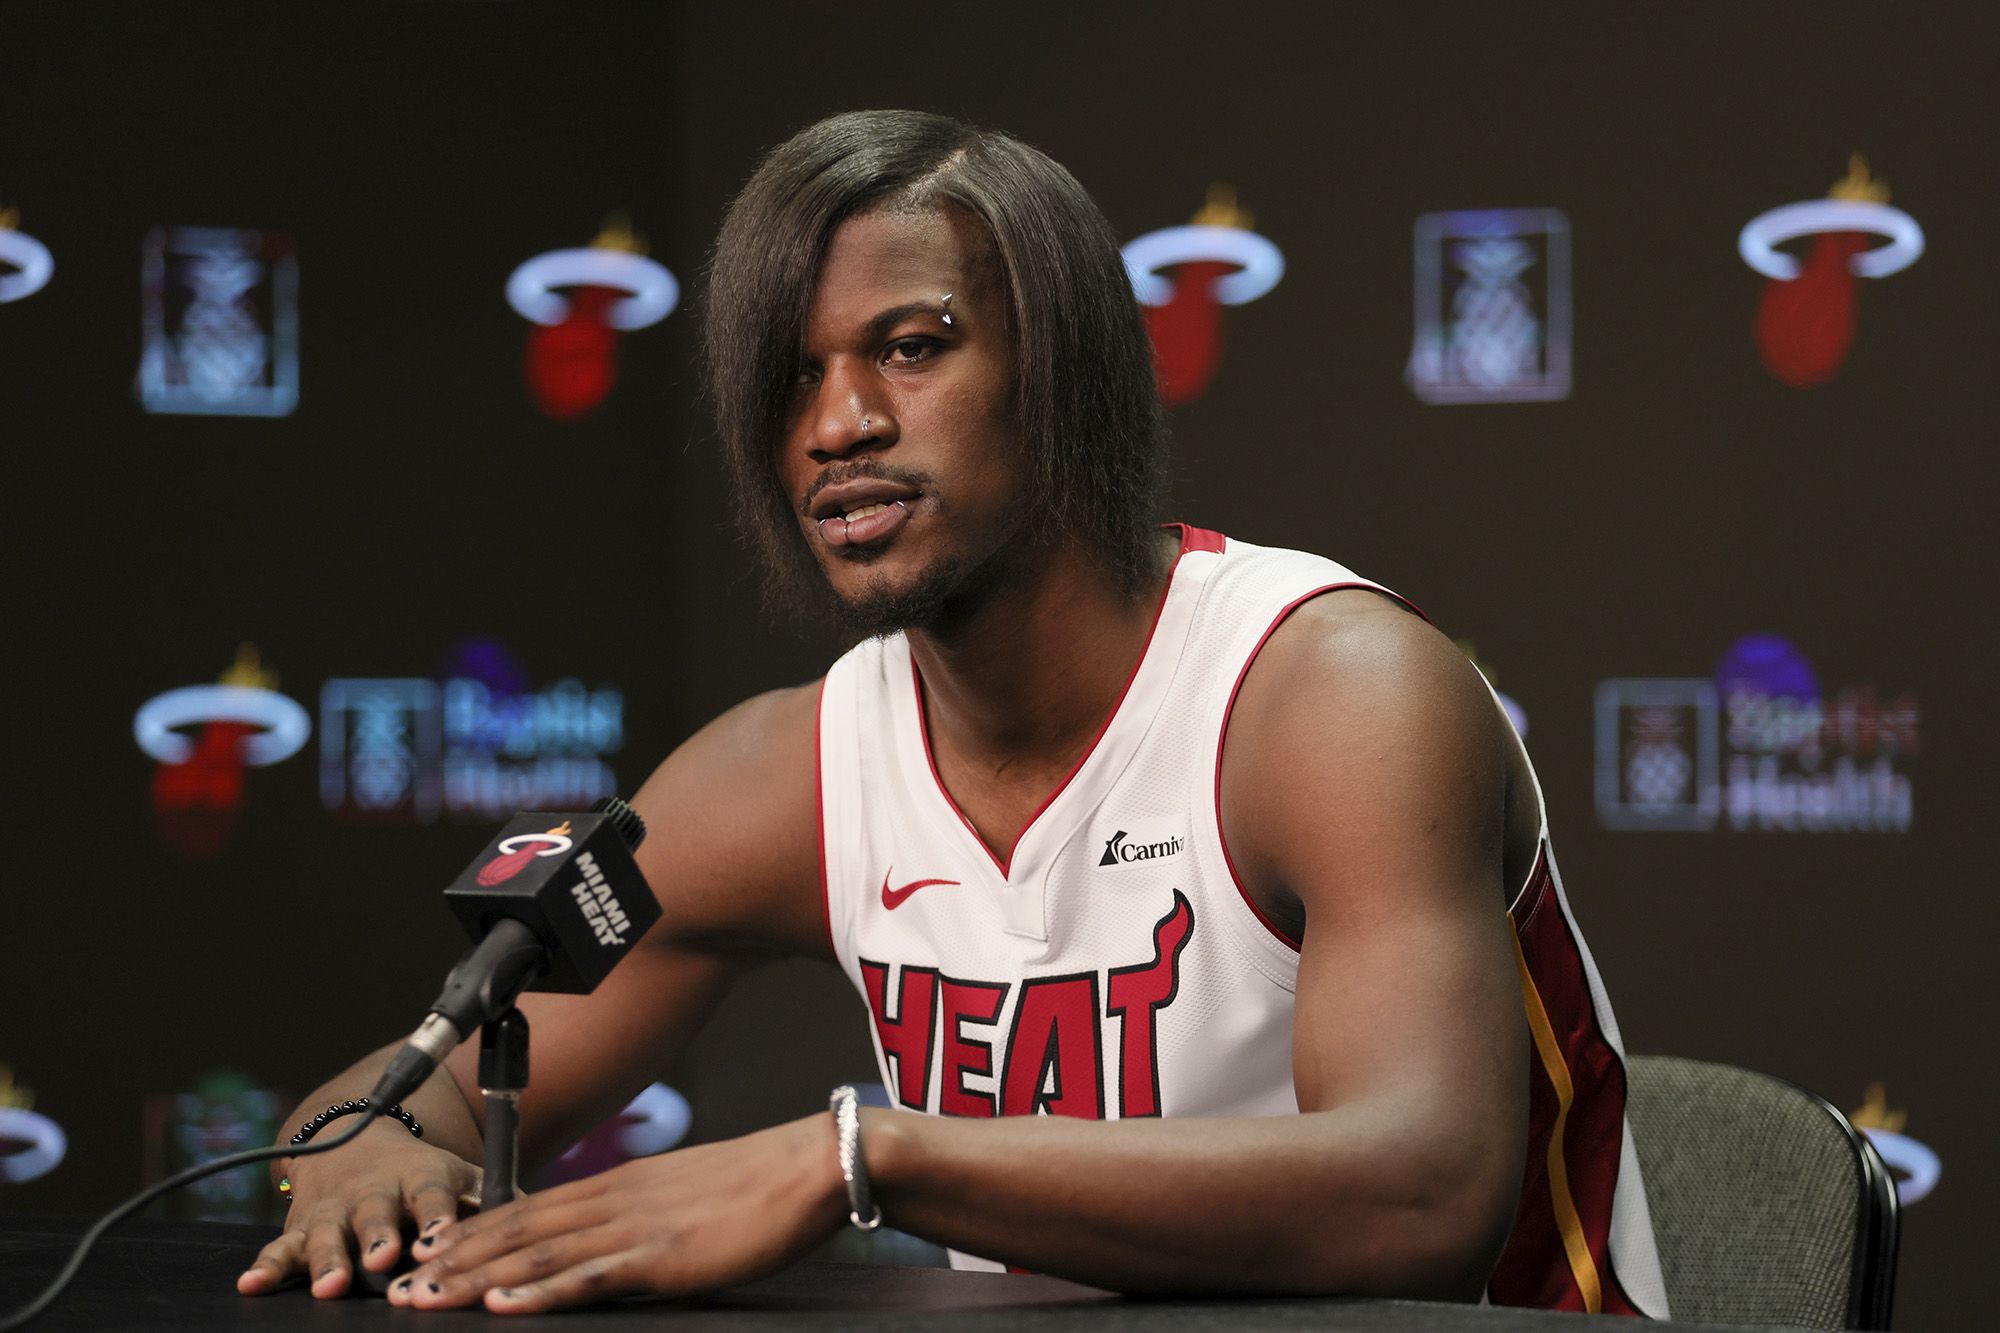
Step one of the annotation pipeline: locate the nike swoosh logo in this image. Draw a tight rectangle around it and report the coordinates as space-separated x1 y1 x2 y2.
881 868 961 910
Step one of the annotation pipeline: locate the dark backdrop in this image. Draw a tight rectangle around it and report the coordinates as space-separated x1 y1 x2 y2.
1 4 1992 1327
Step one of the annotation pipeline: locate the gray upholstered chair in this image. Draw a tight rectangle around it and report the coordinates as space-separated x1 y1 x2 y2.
1625 1055 1899 1329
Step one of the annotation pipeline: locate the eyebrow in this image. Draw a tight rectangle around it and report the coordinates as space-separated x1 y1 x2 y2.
860 300 951 343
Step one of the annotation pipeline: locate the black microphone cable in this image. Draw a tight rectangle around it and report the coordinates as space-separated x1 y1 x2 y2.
0 1104 384 1332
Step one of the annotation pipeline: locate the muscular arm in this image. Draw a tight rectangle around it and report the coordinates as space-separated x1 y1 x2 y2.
438 682 829 1174
861 593 1529 1296
242 683 825 1297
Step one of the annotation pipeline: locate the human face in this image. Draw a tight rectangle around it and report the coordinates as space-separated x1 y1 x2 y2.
779 206 1029 635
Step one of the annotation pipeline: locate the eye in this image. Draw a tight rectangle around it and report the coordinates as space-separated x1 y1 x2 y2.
884 337 938 365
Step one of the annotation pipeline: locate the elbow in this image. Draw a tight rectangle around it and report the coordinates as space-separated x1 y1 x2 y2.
1301 1140 1521 1302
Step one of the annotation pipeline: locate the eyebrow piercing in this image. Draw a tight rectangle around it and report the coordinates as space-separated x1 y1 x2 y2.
940 293 953 325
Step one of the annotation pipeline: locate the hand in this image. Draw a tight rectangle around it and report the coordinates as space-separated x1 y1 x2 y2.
388 1114 846 1314
236 1121 481 1299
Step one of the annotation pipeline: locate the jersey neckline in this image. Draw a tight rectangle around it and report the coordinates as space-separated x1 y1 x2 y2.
900 523 1226 886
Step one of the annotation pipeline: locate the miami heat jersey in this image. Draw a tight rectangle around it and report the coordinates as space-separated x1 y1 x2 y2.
816 525 1668 1317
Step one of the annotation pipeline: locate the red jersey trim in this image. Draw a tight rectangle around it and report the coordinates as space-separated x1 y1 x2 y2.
1212 580 1427 953
1176 523 1227 554
1490 853 1641 1317
910 523 1212 880
814 676 835 959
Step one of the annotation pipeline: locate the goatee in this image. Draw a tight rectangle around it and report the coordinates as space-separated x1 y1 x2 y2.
832 552 983 639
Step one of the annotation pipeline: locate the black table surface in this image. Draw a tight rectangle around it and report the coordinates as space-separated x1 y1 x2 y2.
0 1216 1790 1331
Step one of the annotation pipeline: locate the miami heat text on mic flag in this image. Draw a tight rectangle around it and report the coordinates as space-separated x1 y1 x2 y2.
443 808 658 994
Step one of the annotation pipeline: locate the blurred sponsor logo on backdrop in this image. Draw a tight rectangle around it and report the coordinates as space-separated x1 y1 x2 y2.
134 645 312 859
1851 1083 1940 1206
540 1082 690 1188
322 637 624 824
138 226 299 416
141 1070 287 1224
1596 633 1918 832
1123 186 1283 406
1408 208 1571 404
0 205 55 304
507 215 677 421
0 1065 67 1184
1740 157 1923 388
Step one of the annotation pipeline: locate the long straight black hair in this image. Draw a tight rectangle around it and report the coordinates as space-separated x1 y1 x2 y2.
702 109 1164 613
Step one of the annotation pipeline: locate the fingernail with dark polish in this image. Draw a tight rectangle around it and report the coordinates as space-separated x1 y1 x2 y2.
394 1277 412 1294
427 1282 441 1294
368 1239 386 1253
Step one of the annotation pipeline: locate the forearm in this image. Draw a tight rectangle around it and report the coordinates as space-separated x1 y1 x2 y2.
862 1105 1511 1299
272 1041 483 1184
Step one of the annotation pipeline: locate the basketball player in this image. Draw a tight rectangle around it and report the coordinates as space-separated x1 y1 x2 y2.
239 111 1668 1317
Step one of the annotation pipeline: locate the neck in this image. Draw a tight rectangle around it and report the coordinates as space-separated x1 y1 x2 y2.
907 531 1177 778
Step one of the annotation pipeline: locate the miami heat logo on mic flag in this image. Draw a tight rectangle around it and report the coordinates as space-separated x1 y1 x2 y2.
1123 186 1284 406
507 215 678 421
0 205 54 304
134 645 311 860
477 820 575 886
1740 156 1923 387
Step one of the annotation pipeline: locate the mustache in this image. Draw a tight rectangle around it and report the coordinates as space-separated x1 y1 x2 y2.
799 460 932 516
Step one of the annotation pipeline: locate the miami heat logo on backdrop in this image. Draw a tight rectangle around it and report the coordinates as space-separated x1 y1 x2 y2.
0 205 54 304
1123 186 1284 406
133 645 311 859
476 820 575 886
507 215 678 421
1739 156 1923 387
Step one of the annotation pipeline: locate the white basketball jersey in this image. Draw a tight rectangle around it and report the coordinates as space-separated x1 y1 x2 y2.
817 526 1667 1317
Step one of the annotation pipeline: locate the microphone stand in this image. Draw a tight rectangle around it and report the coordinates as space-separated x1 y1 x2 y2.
478 1007 530 1211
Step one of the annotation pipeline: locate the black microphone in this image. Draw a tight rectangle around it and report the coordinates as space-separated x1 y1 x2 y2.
371 796 658 1106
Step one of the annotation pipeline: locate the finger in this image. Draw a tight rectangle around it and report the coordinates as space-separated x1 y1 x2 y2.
347 1187 405 1272
404 1227 624 1311
235 1228 306 1295
301 1211 356 1299
404 1174 468 1252
484 1251 644 1314
412 1180 569 1263
401 1197 603 1298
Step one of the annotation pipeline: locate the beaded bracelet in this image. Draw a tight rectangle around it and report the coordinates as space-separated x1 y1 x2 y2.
277 1098 423 1197
289 1097 422 1147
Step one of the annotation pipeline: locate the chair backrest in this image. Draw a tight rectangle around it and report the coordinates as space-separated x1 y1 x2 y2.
1625 1055 1899 1330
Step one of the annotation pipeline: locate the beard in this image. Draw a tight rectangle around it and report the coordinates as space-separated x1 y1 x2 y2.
831 552 976 639
820 509 1040 641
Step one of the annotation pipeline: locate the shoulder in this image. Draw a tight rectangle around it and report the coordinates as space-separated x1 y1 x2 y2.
628 680 828 957
1232 589 1494 738
1219 590 1512 934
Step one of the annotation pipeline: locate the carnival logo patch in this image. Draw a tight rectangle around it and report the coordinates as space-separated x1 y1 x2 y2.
1096 818 1188 870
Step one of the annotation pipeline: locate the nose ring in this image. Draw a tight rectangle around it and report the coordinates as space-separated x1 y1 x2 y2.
860 416 872 435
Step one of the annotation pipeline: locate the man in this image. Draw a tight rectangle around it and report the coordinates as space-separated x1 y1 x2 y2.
238 110 1667 1317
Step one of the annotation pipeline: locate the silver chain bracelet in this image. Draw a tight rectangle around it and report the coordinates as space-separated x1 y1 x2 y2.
828 1085 882 1231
